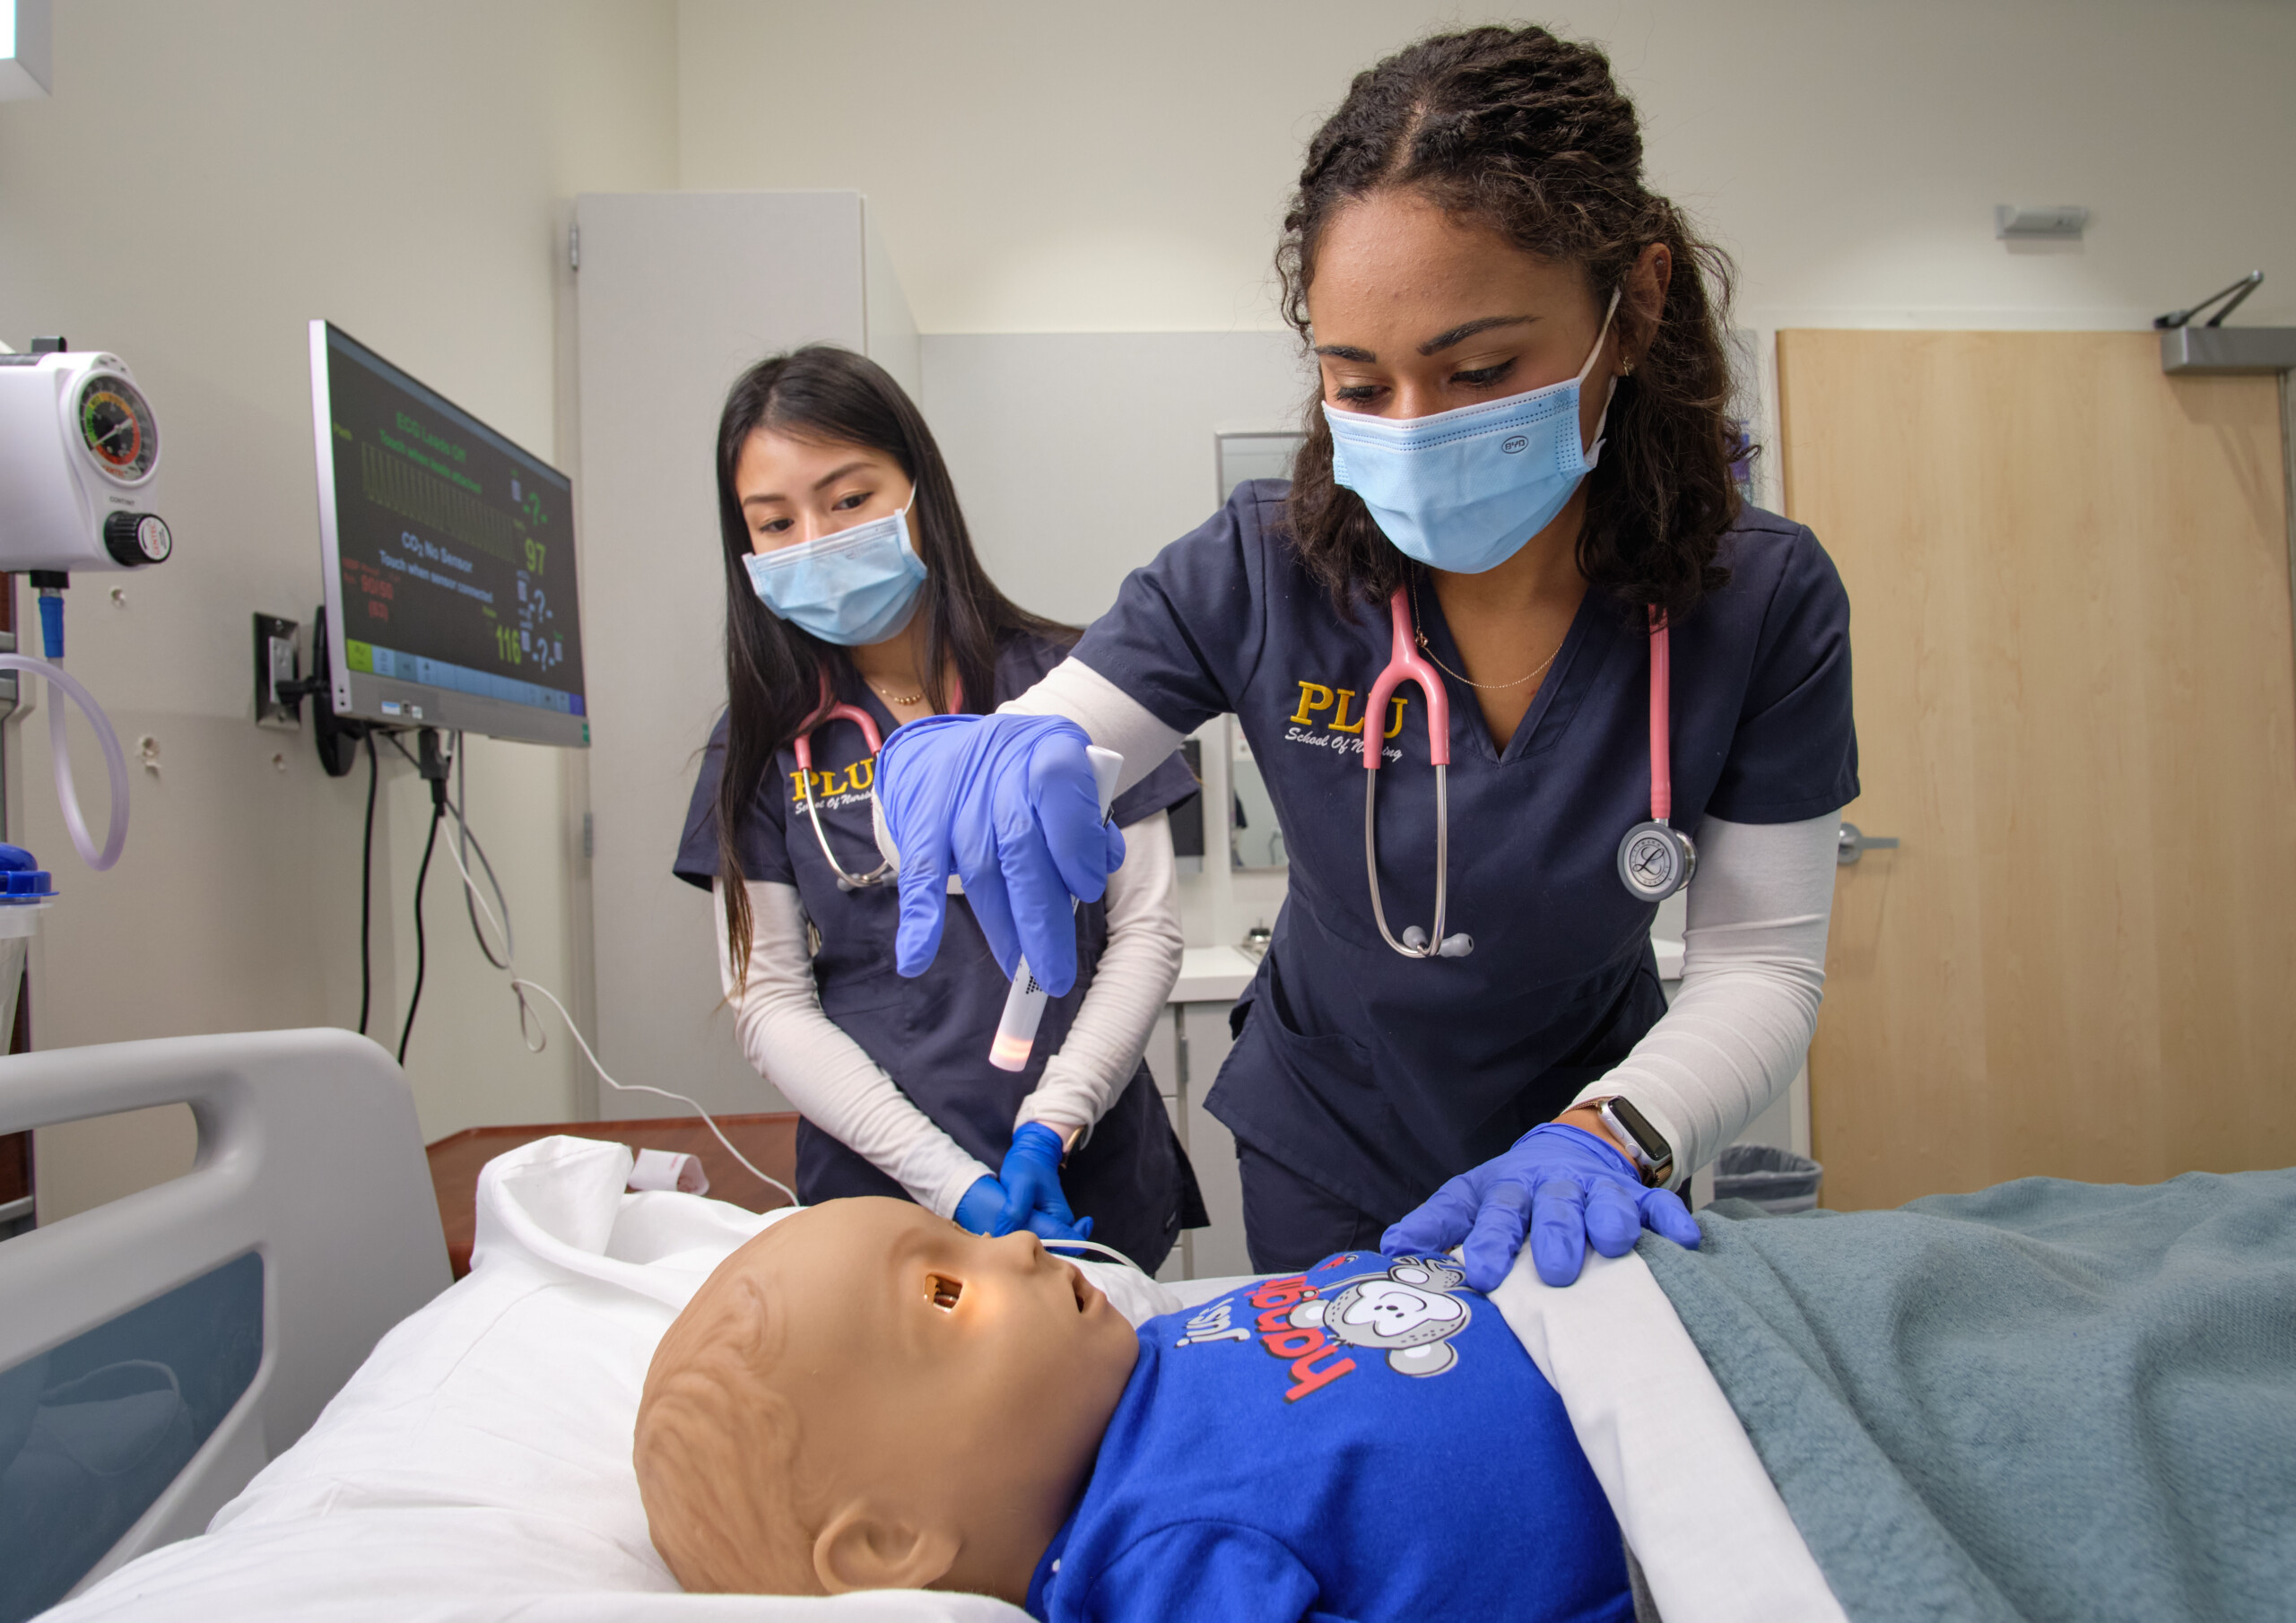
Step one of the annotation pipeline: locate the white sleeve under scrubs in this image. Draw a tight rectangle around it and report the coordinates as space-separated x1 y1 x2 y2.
674 631 1208 1266
1021 482 1857 1219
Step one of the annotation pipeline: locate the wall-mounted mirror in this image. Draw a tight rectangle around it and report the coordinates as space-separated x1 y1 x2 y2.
1230 721 1285 871
1209 437 1304 874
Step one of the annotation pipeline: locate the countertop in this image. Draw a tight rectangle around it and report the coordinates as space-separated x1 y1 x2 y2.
1168 938 1687 1005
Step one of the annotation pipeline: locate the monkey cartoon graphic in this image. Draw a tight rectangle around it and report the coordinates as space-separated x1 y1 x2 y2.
1286 1258 1473 1377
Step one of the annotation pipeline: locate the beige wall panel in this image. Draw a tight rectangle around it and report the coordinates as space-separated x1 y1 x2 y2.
1781 330 2295 1208
576 191 894 1120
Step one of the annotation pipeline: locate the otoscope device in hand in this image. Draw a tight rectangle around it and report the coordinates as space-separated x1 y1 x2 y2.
988 745 1122 1072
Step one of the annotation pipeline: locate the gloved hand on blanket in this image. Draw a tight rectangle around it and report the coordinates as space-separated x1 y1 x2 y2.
1382 1122 1700 1291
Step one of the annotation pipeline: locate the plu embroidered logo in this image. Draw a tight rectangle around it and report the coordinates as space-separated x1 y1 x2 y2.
1282 681 1408 763
789 755 874 812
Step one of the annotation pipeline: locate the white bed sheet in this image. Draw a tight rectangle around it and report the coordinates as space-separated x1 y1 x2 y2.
47 1135 1839 1623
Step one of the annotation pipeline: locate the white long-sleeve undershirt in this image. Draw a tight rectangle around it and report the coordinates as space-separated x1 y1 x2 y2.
714 811 1183 1218
1004 655 1836 1185
1569 812 1834 1189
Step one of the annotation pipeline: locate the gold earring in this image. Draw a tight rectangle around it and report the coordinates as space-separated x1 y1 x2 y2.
1622 355 1636 378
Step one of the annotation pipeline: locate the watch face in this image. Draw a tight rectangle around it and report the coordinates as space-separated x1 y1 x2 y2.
78 374 160 482
1605 1097 1667 1161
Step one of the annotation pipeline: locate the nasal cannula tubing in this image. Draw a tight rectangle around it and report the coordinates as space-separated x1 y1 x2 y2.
1041 1235 1148 1275
989 745 1124 1072
435 797 799 1209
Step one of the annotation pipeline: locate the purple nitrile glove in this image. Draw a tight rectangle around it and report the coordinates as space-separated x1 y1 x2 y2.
954 1175 1009 1236
954 1155 1092 1243
1381 1123 1700 1291
875 713 1126 996
996 1122 1084 1241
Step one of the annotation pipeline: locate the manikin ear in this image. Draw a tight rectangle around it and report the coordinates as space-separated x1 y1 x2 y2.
813 1501 961 1594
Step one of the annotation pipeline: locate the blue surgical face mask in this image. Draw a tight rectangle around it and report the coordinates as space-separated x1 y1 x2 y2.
743 504 928 647
1324 289 1622 576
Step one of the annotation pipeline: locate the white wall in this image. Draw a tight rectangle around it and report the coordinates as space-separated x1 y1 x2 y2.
918 333 1308 950
2 0 679 1218
676 0 2296 335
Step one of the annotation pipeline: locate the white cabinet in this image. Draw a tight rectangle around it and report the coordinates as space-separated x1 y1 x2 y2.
1142 946 1259 1280
574 192 915 1116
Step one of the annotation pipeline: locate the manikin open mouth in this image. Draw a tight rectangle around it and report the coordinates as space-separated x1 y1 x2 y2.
926 1274 963 1312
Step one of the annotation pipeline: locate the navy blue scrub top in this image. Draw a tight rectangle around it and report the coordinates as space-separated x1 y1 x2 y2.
673 631 1205 1259
1071 482 1857 1222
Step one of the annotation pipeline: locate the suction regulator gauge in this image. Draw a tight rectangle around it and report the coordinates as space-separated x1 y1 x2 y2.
77 373 159 482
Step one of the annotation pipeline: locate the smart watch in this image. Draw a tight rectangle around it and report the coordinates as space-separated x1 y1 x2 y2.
1595 1096 1674 1188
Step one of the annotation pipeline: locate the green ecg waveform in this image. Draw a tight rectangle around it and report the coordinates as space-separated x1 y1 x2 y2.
360 441 517 564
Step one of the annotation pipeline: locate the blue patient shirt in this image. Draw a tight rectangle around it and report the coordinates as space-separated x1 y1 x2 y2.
1026 1252 1631 1623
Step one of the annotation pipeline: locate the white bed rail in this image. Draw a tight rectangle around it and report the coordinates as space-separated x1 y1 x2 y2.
0 1028 450 1603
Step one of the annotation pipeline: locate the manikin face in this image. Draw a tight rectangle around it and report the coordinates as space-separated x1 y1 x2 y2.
1305 188 1652 453
734 429 917 555
725 1198 1140 1598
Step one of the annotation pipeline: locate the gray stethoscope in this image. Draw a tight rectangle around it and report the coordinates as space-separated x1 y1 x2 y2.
1363 594 1695 960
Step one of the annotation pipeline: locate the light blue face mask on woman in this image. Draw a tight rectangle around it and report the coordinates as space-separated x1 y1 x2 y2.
1325 288 1621 576
743 504 929 647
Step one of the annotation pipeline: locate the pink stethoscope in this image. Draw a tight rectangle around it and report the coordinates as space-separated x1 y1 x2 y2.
793 671 962 892
1362 588 1693 961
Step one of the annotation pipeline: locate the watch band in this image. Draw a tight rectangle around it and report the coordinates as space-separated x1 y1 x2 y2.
1596 1096 1674 1187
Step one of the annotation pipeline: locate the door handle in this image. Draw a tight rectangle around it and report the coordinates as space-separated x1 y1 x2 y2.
1837 821 1900 865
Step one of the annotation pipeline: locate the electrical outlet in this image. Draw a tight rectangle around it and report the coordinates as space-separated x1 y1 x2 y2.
254 612 301 729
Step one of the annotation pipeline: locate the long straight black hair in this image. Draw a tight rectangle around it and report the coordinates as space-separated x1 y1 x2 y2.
711 345 1072 978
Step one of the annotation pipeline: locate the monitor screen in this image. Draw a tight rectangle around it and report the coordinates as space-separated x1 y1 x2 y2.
309 320 588 747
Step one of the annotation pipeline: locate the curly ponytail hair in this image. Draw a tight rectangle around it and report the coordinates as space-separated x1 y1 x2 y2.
1277 25 1741 619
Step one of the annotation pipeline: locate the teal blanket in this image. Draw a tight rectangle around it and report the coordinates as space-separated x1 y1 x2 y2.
1639 1169 2296 1623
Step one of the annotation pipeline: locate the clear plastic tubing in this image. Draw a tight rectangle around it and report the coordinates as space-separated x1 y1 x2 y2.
988 745 1122 1073
0 654 129 871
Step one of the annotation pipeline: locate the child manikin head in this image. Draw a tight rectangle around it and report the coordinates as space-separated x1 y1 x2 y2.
633 1198 1140 1601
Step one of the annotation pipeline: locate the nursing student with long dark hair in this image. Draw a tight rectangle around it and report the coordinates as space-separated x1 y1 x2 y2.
672 346 1205 1271
878 27 1857 1288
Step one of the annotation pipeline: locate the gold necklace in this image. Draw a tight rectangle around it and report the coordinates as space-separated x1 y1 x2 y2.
868 681 926 707
1411 580 1564 692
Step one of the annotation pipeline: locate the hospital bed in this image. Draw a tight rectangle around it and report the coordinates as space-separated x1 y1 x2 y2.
0 1031 448 1620
31 1037 2286 1622
0 1028 1837 1623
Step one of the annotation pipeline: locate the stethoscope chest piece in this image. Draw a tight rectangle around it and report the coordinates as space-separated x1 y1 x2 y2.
1617 820 1695 902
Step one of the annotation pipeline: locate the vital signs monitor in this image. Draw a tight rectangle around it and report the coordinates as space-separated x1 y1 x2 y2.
309 321 588 748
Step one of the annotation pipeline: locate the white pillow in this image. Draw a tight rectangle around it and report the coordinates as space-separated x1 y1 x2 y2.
50 1136 1177 1623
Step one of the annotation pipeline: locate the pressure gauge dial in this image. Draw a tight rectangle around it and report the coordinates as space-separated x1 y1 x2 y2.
77 373 159 482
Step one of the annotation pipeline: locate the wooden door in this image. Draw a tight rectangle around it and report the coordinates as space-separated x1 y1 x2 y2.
1779 330 2296 1209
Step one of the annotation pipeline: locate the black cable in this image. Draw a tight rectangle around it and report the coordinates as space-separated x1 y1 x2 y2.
394 731 511 966
358 731 378 1036
396 732 453 1067
397 800 443 1065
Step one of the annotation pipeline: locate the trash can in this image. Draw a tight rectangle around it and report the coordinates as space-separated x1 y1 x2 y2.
1714 1144 1822 1215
